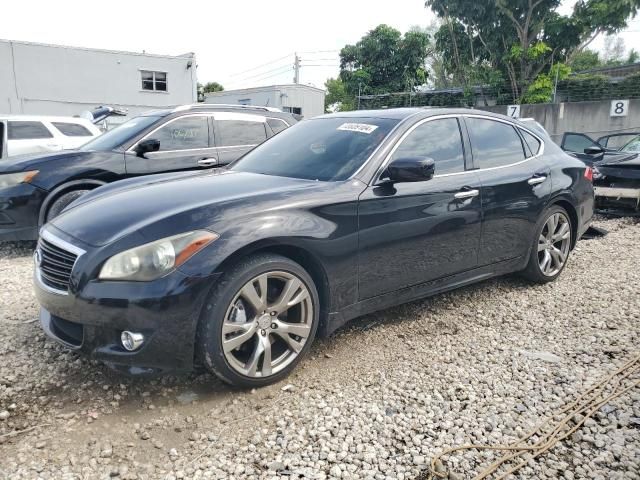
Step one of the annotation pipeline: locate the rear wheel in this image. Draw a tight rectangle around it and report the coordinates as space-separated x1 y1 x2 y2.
521 205 572 283
45 189 90 222
197 254 319 388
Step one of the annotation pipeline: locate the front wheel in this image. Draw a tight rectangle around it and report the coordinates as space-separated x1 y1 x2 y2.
45 190 91 222
521 205 572 283
197 253 319 388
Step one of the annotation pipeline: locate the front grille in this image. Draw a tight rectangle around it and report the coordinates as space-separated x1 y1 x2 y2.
38 238 78 292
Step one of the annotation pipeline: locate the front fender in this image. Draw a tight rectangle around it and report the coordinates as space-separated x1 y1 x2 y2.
178 204 360 313
38 179 108 226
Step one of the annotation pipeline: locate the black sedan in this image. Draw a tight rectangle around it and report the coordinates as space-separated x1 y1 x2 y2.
0 104 296 241
34 108 594 387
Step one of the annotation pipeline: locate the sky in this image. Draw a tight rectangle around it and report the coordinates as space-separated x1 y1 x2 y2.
1 0 639 92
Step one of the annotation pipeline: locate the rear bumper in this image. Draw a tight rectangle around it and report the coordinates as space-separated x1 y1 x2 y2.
594 186 640 214
0 183 46 242
35 266 219 375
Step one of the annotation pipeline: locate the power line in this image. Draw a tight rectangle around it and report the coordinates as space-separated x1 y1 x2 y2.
225 66 293 88
232 64 292 83
298 49 340 54
226 53 293 78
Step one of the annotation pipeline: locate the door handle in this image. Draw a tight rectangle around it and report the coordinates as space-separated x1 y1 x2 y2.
528 174 547 186
454 189 479 200
198 157 218 166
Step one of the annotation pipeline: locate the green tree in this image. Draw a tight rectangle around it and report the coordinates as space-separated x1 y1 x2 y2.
202 82 225 93
324 77 354 112
425 0 640 102
338 25 431 103
521 63 571 103
569 50 601 71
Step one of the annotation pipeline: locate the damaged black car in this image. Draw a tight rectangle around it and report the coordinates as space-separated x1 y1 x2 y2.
561 132 640 215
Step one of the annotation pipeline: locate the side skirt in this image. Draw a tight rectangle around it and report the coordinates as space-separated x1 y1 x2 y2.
322 256 525 337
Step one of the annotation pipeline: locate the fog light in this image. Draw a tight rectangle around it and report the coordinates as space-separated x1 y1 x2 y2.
121 331 144 351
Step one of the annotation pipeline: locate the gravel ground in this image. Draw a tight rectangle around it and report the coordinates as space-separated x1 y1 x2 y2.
1 217 639 480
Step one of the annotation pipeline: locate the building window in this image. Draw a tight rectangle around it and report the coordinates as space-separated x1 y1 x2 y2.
141 71 168 92
283 106 302 115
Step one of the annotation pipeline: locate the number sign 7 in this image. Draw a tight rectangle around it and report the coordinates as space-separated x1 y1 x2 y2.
507 105 520 118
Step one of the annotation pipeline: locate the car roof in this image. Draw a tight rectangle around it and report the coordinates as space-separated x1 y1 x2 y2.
318 107 518 122
0 114 94 123
140 104 296 120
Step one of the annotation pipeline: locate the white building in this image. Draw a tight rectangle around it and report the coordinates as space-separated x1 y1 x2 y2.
205 84 326 118
0 39 197 124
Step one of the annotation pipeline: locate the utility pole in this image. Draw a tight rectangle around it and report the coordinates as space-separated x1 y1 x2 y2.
552 66 560 104
357 82 362 110
293 53 300 84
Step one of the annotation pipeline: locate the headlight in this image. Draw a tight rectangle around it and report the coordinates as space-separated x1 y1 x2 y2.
99 230 218 281
0 171 39 188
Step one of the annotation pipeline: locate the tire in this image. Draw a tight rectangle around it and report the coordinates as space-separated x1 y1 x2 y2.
45 190 91 222
197 253 320 388
521 205 573 283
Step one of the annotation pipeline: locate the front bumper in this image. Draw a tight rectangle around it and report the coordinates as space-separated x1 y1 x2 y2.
0 183 46 241
34 259 219 375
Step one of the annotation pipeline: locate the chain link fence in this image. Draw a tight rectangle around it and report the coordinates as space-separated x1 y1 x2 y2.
355 73 640 110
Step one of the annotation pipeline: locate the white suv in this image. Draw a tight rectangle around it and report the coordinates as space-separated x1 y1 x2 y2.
1 115 102 158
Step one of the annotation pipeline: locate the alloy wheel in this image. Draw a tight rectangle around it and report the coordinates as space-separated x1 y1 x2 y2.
222 271 314 378
537 212 571 277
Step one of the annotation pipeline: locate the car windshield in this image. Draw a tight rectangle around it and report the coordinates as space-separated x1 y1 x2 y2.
230 117 399 181
620 136 640 153
79 115 163 152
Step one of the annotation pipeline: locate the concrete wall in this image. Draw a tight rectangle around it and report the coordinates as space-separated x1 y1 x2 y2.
205 84 326 118
477 99 640 144
0 40 197 122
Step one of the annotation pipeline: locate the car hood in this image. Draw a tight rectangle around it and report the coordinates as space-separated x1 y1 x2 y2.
50 169 321 247
0 150 89 173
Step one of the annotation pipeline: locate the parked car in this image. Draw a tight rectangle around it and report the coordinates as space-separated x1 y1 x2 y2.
0 115 102 157
561 131 640 215
34 108 594 388
0 104 297 241
561 131 640 161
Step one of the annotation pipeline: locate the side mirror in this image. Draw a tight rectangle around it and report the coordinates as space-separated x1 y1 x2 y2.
384 157 436 183
584 145 604 155
135 139 160 157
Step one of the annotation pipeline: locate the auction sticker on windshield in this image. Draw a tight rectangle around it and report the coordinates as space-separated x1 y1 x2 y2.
337 123 379 134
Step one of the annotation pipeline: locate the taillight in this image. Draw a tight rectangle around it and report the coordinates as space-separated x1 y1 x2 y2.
584 166 593 182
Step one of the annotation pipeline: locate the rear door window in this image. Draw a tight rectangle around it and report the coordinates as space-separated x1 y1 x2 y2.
391 118 466 175
217 119 267 146
466 118 525 168
8 121 54 140
52 122 94 137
